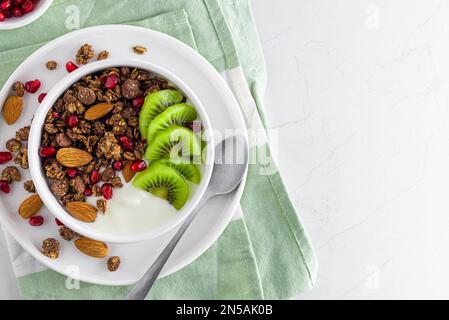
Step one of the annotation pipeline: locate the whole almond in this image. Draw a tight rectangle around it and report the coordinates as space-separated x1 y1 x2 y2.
66 201 97 222
56 148 92 167
123 161 135 183
75 236 108 258
18 194 43 219
84 102 114 120
3 95 23 125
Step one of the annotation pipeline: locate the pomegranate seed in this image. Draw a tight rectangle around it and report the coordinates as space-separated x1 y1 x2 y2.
99 74 107 85
4 8 12 18
25 79 41 93
66 168 77 178
84 187 93 196
38 93 47 103
55 218 64 226
29 216 44 226
112 161 123 171
15 0 24 4
66 115 78 128
131 159 147 172
21 0 33 14
104 74 118 89
0 12 5 21
0 180 10 193
13 7 21 17
90 169 100 184
0 0 11 11
119 136 133 151
101 183 113 200
52 112 59 119
39 146 56 158
65 61 78 73
132 96 144 108
0 151 12 164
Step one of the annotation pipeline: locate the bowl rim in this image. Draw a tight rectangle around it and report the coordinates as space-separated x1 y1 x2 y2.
0 0 53 30
28 58 215 243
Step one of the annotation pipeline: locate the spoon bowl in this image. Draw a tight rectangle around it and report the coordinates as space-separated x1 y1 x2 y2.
207 135 249 196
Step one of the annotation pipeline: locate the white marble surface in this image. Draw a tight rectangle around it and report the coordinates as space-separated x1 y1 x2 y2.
253 0 449 299
3 0 449 300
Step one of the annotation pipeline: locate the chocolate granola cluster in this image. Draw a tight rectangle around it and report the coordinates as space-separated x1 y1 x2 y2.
41 67 172 209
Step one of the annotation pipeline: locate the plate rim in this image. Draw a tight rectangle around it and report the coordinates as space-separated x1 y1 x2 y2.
0 24 248 286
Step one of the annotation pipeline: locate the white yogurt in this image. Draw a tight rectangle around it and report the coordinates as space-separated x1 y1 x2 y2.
89 180 178 235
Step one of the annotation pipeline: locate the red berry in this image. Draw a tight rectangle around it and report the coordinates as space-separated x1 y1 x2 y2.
0 180 10 193
112 161 123 170
13 7 22 17
4 8 12 18
84 187 93 196
119 136 133 151
99 74 107 85
130 159 147 172
104 74 118 89
55 218 64 226
21 0 34 14
0 0 11 11
29 216 44 226
38 93 47 103
66 115 78 128
65 61 78 73
66 168 77 178
101 183 113 200
52 112 59 119
132 96 144 108
0 151 12 164
90 169 100 184
0 12 5 21
25 79 41 93
39 146 56 158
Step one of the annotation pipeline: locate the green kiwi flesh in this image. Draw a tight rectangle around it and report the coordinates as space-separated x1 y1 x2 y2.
132 162 189 210
146 103 197 142
154 159 201 184
144 126 201 161
139 90 184 138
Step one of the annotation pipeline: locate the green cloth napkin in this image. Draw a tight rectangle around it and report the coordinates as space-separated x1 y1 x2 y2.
0 0 317 299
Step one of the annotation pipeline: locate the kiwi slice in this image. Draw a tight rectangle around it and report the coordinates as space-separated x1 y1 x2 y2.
139 90 184 138
146 103 198 142
144 126 201 161
132 162 189 210
155 159 201 184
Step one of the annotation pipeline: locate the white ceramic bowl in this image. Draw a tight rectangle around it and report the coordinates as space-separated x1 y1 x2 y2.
28 58 214 243
0 0 52 30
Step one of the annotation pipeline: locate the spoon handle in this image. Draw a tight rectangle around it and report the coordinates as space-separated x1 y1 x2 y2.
126 194 211 300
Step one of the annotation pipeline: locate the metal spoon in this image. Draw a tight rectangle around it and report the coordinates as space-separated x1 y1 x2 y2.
126 136 249 300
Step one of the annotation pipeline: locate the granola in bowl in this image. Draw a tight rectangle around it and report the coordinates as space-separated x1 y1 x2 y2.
40 66 169 210
28 58 214 243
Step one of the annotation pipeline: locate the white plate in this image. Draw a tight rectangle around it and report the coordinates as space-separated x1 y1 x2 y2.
0 25 247 285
